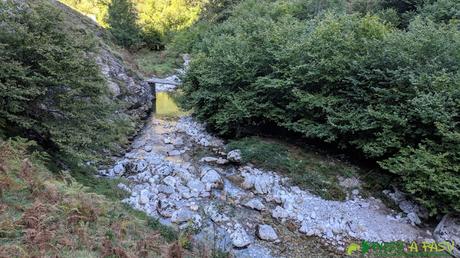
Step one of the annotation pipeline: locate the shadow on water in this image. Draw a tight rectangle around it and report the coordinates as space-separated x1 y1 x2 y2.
154 91 185 118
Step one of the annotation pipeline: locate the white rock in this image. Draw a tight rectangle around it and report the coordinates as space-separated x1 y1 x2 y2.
227 149 242 163
113 163 125 175
163 176 177 187
256 224 278 241
200 167 223 189
272 206 289 219
187 179 205 193
243 198 265 211
407 212 422 225
231 224 251 248
139 189 150 205
205 205 229 223
168 150 182 156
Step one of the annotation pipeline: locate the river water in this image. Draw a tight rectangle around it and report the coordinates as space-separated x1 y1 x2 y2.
101 70 430 257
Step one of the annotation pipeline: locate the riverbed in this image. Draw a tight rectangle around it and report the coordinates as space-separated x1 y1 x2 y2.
100 71 431 257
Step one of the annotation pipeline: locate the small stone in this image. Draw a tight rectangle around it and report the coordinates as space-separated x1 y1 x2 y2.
158 185 175 195
163 176 177 187
256 224 278 242
243 198 265 211
231 224 251 248
172 137 184 146
227 149 242 163
139 189 150 205
187 179 205 193
144 145 153 152
168 150 181 156
272 206 289 219
113 163 125 175
352 189 360 196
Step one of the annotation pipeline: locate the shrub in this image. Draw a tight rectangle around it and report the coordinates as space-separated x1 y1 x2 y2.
106 0 142 48
179 0 460 215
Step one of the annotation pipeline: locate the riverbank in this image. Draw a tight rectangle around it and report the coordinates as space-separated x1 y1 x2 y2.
99 67 435 257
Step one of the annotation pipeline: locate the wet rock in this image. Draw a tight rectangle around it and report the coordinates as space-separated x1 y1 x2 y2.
256 224 278 242
244 198 265 211
200 167 223 189
227 149 242 163
231 224 252 248
433 214 460 258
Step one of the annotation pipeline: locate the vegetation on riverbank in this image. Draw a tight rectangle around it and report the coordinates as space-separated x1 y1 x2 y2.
227 137 362 200
177 0 460 216
0 138 181 257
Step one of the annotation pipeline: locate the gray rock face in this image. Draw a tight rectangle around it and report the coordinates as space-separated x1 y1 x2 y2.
244 198 265 211
227 149 242 163
433 214 460 258
231 224 252 248
256 225 278 242
96 48 153 121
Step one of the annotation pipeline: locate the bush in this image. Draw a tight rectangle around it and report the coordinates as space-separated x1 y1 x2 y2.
0 0 131 163
106 0 142 48
179 0 460 215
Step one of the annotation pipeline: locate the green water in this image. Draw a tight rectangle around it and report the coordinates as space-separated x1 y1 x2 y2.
155 92 184 117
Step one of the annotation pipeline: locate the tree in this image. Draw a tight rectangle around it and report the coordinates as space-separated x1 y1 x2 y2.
106 0 141 48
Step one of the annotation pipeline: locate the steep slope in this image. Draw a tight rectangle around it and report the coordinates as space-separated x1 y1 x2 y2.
0 0 153 165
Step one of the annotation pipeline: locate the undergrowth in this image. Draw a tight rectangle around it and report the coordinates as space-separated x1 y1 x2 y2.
0 138 184 258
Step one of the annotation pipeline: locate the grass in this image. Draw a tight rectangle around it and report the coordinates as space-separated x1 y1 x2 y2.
0 138 184 257
227 136 363 200
131 48 182 77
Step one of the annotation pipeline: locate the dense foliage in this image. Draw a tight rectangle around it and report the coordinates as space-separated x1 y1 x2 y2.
60 0 207 49
0 0 131 163
106 0 142 47
178 0 460 215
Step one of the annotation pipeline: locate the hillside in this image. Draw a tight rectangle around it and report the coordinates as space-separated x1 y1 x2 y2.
0 1 183 257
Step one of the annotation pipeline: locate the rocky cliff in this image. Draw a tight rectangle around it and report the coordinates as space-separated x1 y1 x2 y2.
55 0 154 122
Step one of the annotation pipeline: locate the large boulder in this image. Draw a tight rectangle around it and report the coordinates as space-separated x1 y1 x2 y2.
433 214 460 258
